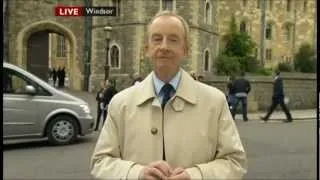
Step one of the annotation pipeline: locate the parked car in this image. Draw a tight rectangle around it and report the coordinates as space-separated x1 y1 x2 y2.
3 62 94 145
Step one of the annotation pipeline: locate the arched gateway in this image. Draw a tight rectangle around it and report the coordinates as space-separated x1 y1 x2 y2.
16 20 81 90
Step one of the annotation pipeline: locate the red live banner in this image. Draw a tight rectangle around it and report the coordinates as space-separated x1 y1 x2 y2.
55 6 116 16
55 6 84 16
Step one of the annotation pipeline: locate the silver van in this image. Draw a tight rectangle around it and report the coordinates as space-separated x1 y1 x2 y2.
3 62 94 145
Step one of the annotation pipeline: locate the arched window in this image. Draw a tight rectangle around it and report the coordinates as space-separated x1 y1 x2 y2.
286 0 292 12
284 24 293 42
56 35 66 57
110 45 120 68
269 0 273 10
204 1 212 24
257 0 260 8
242 0 247 7
240 21 247 33
161 0 174 11
266 48 272 60
266 23 272 40
204 50 210 72
112 0 121 16
303 0 307 12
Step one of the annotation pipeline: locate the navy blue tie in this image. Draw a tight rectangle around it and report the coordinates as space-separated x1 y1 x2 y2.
161 83 174 109
161 83 174 161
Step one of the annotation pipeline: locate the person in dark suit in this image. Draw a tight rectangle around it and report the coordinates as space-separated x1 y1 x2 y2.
52 68 57 87
61 67 66 88
95 81 107 131
230 72 251 121
227 75 236 116
101 80 118 125
260 70 293 123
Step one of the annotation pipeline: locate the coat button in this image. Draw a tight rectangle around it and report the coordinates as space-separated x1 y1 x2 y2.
151 128 158 135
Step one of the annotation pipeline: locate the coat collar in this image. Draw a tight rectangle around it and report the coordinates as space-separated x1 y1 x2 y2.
135 69 198 106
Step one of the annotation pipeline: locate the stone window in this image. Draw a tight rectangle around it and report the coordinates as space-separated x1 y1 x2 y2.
204 1 212 24
240 21 247 33
286 56 292 62
162 0 174 11
56 35 66 57
203 49 210 72
257 0 260 8
242 0 247 7
286 0 292 12
112 0 121 16
303 0 307 12
266 48 272 60
266 23 272 40
110 45 120 68
284 24 293 42
268 0 273 11
254 48 258 58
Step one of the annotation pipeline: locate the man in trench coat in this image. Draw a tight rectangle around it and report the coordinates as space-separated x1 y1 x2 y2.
91 10 247 180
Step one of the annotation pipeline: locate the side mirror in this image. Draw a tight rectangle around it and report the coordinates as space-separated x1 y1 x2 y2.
25 85 36 95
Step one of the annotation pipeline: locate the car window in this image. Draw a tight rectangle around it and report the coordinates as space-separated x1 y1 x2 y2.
3 68 51 96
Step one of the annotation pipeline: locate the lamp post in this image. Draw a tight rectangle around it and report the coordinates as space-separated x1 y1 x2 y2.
104 25 112 81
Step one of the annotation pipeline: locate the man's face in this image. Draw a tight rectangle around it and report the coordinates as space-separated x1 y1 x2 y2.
145 15 187 74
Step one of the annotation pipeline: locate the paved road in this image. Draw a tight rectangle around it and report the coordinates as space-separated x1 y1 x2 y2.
3 90 317 179
3 120 316 179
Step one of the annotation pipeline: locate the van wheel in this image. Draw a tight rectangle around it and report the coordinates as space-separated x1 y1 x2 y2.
47 115 78 145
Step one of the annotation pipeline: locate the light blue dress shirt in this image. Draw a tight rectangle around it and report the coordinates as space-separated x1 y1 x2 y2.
152 70 181 104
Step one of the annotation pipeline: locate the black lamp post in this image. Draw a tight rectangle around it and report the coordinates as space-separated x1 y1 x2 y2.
104 25 112 81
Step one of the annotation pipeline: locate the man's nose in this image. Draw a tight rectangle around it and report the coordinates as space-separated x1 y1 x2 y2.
159 39 169 49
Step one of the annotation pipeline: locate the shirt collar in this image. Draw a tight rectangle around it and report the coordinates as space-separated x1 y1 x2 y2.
152 70 181 96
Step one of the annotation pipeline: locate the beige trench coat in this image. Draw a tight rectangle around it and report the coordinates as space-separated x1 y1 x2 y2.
91 69 248 179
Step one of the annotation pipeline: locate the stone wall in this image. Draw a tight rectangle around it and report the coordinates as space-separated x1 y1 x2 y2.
206 73 316 111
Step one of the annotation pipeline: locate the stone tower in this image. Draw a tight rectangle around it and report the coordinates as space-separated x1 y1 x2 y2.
89 0 219 91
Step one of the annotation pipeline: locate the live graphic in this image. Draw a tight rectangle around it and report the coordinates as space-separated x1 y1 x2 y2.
55 6 116 16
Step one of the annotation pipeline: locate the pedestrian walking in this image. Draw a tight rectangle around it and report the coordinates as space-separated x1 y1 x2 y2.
61 67 66 88
94 81 107 131
227 75 237 115
230 72 251 121
91 10 247 180
260 70 293 123
101 79 118 125
57 67 62 88
52 68 57 87
48 68 53 79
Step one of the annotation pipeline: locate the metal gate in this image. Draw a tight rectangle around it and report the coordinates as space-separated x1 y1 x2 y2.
27 31 49 81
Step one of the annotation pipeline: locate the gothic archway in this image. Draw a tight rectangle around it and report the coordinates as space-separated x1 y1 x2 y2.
16 20 81 90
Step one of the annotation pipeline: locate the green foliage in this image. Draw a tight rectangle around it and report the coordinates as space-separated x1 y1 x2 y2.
238 56 260 72
224 33 256 57
216 14 260 75
254 67 273 76
294 43 316 73
277 61 294 72
215 54 241 75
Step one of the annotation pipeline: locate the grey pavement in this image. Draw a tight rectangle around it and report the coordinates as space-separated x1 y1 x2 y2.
61 88 317 121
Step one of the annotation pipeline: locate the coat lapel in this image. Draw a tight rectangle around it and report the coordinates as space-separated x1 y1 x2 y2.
134 69 198 109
